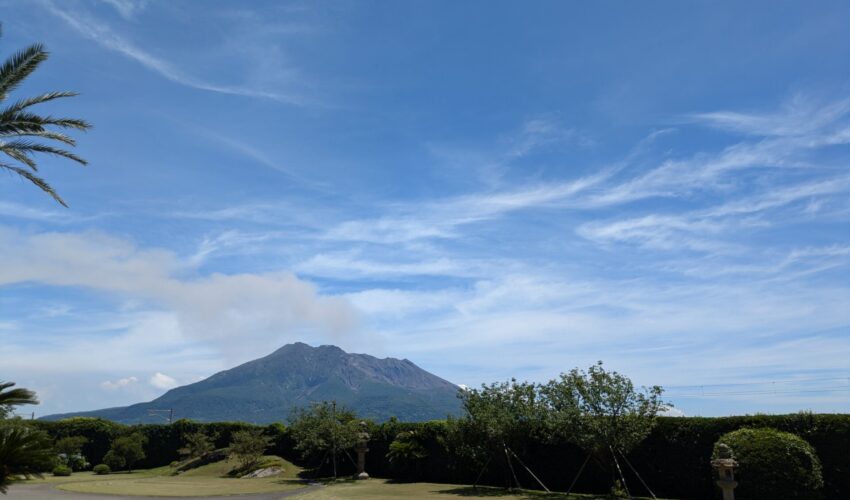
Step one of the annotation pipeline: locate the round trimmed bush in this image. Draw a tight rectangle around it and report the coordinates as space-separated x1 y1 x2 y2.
93 464 110 475
52 465 72 476
714 427 823 500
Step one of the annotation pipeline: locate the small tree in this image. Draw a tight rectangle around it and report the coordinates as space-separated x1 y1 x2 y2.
541 361 665 455
54 436 88 471
458 379 547 488
386 430 428 480
108 433 146 472
228 429 271 472
178 431 216 460
460 379 546 451
540 361 665 495
102 450 125 471
288 401 361 478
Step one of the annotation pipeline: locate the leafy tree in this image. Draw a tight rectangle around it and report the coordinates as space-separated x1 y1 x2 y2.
101 450 125 471
540 361 666 496
460 379 546 452
457 379 547 488
540 361 665 456
54 436 88 470
178 431 216 460
54 436 87 457
0 25 91 206
386 430 428 480
0 382 38 419
288 401 361 478
227 428 271 472
108 433 146 472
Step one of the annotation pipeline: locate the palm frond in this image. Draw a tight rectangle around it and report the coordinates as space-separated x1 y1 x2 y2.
1 91 79 114
0 31 90 206
0 43 48 98
0 130 76 146
0 111 91 131
0 382 39 407
2 139 88 165
1 164 68 206
0 143 38 170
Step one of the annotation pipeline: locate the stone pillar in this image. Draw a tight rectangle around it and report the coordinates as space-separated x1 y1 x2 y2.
354 421 370 480
711 444 738 500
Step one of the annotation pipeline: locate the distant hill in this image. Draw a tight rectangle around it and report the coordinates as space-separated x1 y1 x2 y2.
43 343 462 423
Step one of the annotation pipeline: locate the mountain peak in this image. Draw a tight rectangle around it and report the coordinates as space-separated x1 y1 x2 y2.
43 342 462 424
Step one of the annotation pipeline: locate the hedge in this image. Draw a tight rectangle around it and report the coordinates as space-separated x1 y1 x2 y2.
31 413 850 499
714 427 823 499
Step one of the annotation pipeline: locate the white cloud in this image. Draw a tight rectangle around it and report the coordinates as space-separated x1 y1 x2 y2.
101 376 138 390
689 95 850 137
42 1 310 105
324 173 608 244
98 0 146 19
149 372 178 390
660 406 686 417
0 227 359 357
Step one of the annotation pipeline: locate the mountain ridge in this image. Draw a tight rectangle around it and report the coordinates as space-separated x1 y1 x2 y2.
43 342 463 423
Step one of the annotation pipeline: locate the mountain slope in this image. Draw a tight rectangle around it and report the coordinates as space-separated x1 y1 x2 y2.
43 343 462 423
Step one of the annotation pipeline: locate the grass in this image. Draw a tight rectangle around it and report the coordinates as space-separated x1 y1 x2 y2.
296 478 663 499
30 455 308 497
22 460 668 499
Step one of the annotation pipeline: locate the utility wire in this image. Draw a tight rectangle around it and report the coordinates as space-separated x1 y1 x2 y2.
668 386 850 399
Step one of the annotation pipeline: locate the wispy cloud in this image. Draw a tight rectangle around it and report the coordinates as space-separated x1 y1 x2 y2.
689 94 850 137
325 172 610 244
100 376 138 390
98 0 146 20
42 0 312 105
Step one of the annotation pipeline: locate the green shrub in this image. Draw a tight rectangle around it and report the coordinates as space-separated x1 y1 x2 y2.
714 427 823 500
387 430 428 480
92 464 110 475
51 465 72 476
102 450 125 471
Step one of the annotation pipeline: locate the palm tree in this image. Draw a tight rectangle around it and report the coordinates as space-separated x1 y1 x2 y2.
0 382 37 419
0 25 90 206
0 424 55 493
0 382 50 494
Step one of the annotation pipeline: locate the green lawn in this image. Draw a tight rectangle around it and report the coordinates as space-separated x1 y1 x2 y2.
30 456 308 497
298 479 662 499
23 460 667 499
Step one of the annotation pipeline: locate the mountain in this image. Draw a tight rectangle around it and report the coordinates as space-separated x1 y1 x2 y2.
43 343 463 424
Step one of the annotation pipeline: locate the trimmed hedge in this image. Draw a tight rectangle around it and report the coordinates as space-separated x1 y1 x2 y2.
51 465 71 476
32 413 850 499
92 464 110 475
714 428 823 500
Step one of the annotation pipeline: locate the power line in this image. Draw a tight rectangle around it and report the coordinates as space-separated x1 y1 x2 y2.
668 386 850 399
665 375 850 390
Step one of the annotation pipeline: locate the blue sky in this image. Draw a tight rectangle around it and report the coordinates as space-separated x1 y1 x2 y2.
2 0 850 417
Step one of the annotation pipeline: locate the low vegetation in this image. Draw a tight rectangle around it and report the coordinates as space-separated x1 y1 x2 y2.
289 401 362 478
4 366 849 499
715 427 823 499
0 382 54 493
228 428 272 472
